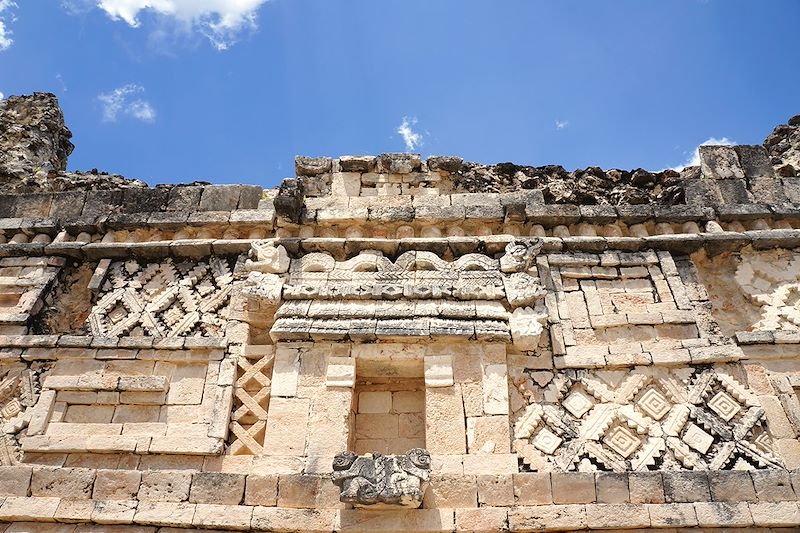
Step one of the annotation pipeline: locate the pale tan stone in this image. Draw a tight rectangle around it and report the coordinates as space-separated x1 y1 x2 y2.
466 415 511 454
693 501 753 527
30 467 95 499
455 507 507 532
392 390 424 413
138 471 191 502
251 507 337 532
244 474 278 507
647 503 698 527
54 498 94 522
93 469 142 500
133 501 196 527
337 509 454 533
585 503 651 529
749 501 800 526
91 499 137 524
760 395 796 438
0 496 61 521
551 473 596 504
478 474 514 506
189 472 245 505
192 503 252 530
513 473 552 505
0 466 32 497
481 363 509 415
422 474 477 508
425 385 466 454
358 391 392 414
261 397 310 456
306 389 352 457
507 504 587 531
462 454 517 475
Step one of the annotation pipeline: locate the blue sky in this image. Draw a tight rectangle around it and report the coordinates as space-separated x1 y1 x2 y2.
1 0 799 187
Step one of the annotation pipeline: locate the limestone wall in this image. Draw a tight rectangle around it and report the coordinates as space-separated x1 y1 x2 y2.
0 94 798 531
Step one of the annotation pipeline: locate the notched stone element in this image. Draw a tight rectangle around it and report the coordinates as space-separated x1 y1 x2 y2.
246 241 290 274
332 448 431 509
273 178 305 224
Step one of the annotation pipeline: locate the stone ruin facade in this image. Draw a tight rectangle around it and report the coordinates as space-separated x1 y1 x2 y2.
0 92 796 531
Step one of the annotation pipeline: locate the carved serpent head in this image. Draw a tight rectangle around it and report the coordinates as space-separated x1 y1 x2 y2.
406 448 431 469
332 451 358 470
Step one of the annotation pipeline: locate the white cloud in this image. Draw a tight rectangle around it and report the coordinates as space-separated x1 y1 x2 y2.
0 91 4 100
397 116 422 152
555 120 569 130
672 136 735 170
98 84 157 123
86 0 270 50
0 1 17 52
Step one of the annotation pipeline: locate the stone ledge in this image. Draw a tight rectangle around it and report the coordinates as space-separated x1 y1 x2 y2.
0 498 796 531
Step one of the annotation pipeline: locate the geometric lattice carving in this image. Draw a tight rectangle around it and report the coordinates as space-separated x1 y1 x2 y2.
227 351 273 455
513 366 783 472
87 258 234 337
0 363 46 465
735 249 800 331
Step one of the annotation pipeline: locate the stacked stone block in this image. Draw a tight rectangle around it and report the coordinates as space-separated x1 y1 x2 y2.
0 95 799 530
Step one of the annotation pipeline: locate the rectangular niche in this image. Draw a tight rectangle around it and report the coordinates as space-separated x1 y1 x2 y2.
353 377 425 455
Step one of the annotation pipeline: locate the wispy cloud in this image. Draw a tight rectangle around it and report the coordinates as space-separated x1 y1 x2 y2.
555 120 569 130
0 1 17 52
55 74 68 92
397 116 422 152
672 136 735 170
69 0 270 51
98 84 157 123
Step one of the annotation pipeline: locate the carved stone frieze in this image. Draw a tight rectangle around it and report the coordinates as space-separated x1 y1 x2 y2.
735 248 800 331
246 243 547 344
513 366 782 472
86 258 234 337
0 363 47 465
331 448 431 508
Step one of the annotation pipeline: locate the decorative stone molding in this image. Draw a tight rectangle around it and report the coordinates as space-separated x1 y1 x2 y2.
87 257 235 338
513 366 781 472
331 448 431 508
251 245 546 345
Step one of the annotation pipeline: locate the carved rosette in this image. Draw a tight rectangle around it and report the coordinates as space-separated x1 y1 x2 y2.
331 448 432 509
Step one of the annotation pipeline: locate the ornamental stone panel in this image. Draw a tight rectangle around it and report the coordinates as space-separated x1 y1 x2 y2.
0 93 797 531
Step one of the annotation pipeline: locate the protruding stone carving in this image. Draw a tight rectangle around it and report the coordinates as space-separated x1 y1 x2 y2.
246 241 290 274
510 306 547 350
243 272 283 307
500 239 542 273
331 448 431 508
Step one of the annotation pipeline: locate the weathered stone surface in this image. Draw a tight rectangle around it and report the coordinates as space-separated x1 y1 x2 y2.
331 448 430 508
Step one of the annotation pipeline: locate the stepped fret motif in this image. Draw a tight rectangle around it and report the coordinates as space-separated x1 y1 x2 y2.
513 366 781 472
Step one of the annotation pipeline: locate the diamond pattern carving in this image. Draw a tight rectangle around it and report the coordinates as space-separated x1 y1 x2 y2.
563 391 594 418
683 423 714 454
227 351 273 455
637 388 671 420
707 391 741 422
603 426 641 458
513 366 782 472
87 258 234 338
531 427 562 454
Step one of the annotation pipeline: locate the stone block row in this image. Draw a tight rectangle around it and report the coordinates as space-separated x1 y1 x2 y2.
1 466 799 509
0 497 798 531
0 185 263 222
